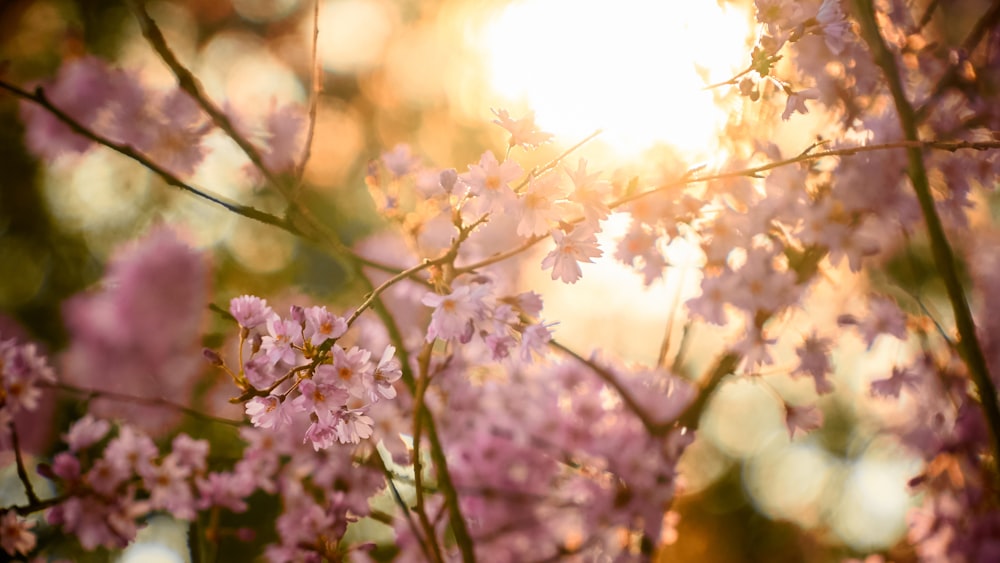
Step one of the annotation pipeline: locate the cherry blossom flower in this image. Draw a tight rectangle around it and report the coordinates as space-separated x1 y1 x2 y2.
541 225 603 284
0 510 36 557
245 395 293 430
0 338 55 414
462 150 522 214
381 143 421 177
293 375 350 423
335 407 375 444
782 88 819 120
230 295 275 330
20 56 116 159
491 108 553 149
871 366 922 398
260 316 303 366
565 158 610 225
816 0 850 54
261 103 306 174
515 173 567 237
63 415 111 451
370 346 402 400
785 403 824 439
793 332 834 394
302 305 347 346
422 283 489 341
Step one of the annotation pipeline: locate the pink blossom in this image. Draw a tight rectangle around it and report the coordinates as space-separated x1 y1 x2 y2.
515 173 567 237
230 295 274 330
463 150 522 214
245 395 293 430
491 108 553 149
303 306 347 346
20 56 115 159
565 158 610 225
63 415 111 451
793 333 834 394
371 346 402 400
0 510 36 556
142 89 211 177
0 338 55 414
196 471 255 512
541 225 603 284
816 0 850 54
104 426 157 477
61 227 207 433
785 403 824 439
142 456 197 520
293 375 350 423
303 419 338 451
329 345 373 398
335 407 375 444
422 283 489 342
381 143 420 177
782 88 818 120
687 271 734 325
260 316 303 366
870 366 922 398
520 321 554 363
169 434 209 473
262 103 306 174
856 296 909 349
734 326 777 371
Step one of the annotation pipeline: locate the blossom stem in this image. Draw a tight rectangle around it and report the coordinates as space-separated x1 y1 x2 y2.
373 452 438 563
411 342 446 563
292 0 322 196
9 421 40 506
551 339 669 435
852 0 1000 464
357 268 476 562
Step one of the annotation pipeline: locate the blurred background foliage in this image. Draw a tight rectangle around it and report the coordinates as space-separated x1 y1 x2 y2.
3 0 983 560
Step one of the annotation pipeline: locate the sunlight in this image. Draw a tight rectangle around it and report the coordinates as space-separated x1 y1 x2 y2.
480 0 752 156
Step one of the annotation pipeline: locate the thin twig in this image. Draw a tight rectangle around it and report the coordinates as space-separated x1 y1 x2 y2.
514 129 603 192
48 382 243 427
345 259 435 329
373 453 436 563
551 339 668 435
0 79 298 234
411 342 446 563
458 137 1000 275
128 0 288 197
9 421 40 505
293 0 323 197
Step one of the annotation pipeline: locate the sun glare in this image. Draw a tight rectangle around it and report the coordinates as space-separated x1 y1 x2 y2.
480 0 752 156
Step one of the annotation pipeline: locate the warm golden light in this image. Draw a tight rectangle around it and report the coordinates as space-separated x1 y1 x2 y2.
480 0 752 156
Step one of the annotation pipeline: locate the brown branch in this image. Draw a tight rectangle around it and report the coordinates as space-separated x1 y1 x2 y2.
128 0 289 197
853 0 1000 467
457 137 1000 275
292 0 323 197
914 0 1000 120
0 79 299 235
48 382 243 427
410 342 446 563
9 421 40 505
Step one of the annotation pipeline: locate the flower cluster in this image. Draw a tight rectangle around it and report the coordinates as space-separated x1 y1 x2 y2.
223 296 401 450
